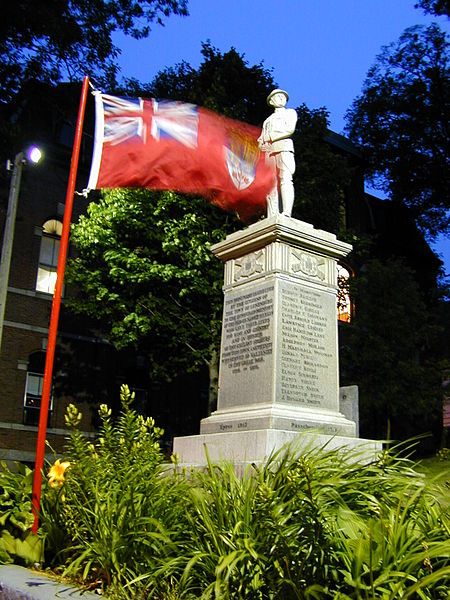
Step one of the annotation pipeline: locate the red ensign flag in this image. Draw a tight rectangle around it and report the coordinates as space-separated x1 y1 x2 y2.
88 93 275 219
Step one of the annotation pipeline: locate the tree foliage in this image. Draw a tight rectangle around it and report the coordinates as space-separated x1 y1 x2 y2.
293 106 351 233
0 0 188 104
125 41 276 125
67 189 240 410
340 258 442 444
345 24 450 238
67 45 353 397
415 0 450 16
129 42 350 232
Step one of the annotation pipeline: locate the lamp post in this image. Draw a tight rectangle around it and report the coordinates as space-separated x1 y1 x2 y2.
0 148 42 352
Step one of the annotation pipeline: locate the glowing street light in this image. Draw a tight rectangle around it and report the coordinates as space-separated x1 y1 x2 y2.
27 145 43 164
0 147 42 351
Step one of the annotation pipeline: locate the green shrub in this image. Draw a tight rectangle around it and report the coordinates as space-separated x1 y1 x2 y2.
39 390 449 599
0 461 43 565
150 444 450 599
41 385 190 595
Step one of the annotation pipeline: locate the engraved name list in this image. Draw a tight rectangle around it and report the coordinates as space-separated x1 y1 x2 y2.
279 283 334 409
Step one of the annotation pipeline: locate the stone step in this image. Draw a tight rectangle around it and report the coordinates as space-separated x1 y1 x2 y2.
0 565 99 599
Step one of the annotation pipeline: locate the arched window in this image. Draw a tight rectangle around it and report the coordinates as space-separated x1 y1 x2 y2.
337 264 353 323
23 351 53 426
36 219 62 294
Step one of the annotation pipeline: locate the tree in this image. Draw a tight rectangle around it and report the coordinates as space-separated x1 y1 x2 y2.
0 0 188 104
125 41 276 125
345 24 450 238
292 106 351 234
68 189 240 413
415 0 450 17
68 45 354 416
340 258 443 446
47 45 278 415
134 43 350 232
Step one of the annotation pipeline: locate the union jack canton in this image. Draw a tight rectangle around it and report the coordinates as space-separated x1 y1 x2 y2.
101 94 199 149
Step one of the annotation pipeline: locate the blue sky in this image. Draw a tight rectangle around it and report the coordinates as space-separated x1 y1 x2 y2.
112 0 449 274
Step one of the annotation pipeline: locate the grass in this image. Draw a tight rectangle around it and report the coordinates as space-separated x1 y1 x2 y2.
415 455 450 508
417 455 449 478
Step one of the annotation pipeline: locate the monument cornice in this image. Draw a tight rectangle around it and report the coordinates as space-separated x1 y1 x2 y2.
211 215 352 261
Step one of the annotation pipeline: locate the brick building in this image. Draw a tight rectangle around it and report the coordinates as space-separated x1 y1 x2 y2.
0 82 100 461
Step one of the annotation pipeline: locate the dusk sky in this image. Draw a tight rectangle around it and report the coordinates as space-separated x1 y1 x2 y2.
112 0 449 273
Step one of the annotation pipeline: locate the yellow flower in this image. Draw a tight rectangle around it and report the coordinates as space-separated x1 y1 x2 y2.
47 459 70 488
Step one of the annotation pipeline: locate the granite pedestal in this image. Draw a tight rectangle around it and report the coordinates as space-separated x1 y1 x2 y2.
174 215 381 466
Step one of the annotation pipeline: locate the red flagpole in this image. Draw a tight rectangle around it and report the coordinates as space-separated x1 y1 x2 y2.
31 76 90 533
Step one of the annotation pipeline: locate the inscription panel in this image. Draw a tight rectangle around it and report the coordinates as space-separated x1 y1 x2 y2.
218 283 275 409
277 280 338 411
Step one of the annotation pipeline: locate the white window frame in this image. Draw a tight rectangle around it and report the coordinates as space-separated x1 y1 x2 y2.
23 371 53 426
36 220 63 295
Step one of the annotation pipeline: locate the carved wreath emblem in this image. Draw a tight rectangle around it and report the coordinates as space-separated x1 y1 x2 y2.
234 250 264 280
291 250 325 280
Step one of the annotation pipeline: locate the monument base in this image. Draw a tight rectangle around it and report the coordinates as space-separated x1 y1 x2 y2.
173 429 383 469
199 402 356 437
173 216 382 470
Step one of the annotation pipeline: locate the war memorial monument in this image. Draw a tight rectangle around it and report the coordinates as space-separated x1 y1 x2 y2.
174 90 381 467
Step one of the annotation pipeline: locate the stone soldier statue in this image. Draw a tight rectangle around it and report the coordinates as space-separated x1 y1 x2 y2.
258 89 297 217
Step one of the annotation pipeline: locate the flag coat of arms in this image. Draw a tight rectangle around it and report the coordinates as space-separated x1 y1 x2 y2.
88 93 275 219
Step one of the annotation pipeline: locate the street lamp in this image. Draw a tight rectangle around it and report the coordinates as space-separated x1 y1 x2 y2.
0 146 42 351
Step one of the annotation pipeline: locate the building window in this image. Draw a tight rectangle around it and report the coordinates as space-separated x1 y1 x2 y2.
36 219 62 294
23 352 53 426
337 264 353 323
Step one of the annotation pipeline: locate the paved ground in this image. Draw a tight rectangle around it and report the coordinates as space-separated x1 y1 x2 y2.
0 565 98 599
